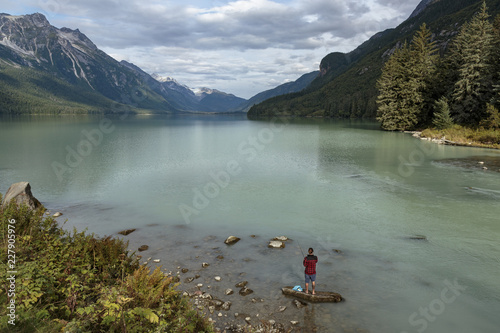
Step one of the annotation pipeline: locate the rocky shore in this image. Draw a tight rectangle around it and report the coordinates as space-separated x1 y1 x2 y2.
121 232 347 332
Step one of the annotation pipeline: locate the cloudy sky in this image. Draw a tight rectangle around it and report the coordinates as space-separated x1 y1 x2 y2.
5 0 422 98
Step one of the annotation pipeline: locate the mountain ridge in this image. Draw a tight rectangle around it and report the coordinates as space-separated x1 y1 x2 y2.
248 0 500 119
0 12 317 115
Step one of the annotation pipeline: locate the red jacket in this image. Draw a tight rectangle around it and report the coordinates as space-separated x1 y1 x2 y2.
303 255 318 275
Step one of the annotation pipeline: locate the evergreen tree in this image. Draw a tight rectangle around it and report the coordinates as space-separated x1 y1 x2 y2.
410 23 439 125
450 1 495 124
480 103 500 129
433 97 454 129
493 14 500 105
376 24 438 131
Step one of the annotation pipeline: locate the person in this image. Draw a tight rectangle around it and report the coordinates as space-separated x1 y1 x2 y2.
303 247 318 295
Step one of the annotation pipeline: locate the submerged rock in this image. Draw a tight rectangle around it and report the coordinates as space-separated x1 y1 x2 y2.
239 286 253 296
224 236 241 245
1 182 42 210
118 229 136 236
292 299 308 309
408 235 427 241
138 245 149 252
235 281 248 288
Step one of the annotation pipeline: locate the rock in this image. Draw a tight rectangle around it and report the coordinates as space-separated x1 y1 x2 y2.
224 236 241 245
181 268 189 273
184 277 195 283
118 229 136 236
225 288 234 295
138 245 149 252
214 276 222 281
235 281 248 288
218 312 223 317
239 287 253 296
153 259 161 263
272 236 289 241
245 317 251 322
278 306 287 312
210 299 224 310
269 320 276 325
333 249 343 254
208 306 215 314
216 255 224 260
1 182 42 210
268 240 285 248
202 262 210 268
478 161 485 165
292 299 308 309
291 321 299 325
197 283 203 288
221 301 232 311
53 212 63 217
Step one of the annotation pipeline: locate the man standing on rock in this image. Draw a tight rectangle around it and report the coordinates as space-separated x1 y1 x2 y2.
303 248 318 295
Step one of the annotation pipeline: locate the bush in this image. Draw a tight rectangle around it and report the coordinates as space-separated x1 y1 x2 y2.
0 196 214 332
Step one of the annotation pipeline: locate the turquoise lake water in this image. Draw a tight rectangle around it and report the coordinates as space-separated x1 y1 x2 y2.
1 114 499 332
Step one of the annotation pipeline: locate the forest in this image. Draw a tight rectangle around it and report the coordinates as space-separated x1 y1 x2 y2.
377 2 500 140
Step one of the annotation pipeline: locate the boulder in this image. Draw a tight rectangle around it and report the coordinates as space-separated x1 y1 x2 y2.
235 281 248 288
268 240 285 248
1 182 42 210
224 236 241 245
272 236 289 241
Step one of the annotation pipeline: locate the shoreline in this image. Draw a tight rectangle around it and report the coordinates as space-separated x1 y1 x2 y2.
409 129 500 150
118 230 348 333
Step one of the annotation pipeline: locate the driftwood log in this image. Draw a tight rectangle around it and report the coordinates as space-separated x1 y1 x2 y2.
281 286 343 303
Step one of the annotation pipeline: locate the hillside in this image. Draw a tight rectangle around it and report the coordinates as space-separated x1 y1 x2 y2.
247 0 500 119
0 12 322 115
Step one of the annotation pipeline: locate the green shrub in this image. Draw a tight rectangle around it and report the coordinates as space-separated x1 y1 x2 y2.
0 195 214 333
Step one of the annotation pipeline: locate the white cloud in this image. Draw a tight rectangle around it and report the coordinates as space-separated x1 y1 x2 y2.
4 0 422 98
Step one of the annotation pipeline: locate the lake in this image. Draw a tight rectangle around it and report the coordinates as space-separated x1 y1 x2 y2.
1 114 499 332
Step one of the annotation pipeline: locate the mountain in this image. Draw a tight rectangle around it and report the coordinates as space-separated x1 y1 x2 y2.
237 71 319 112
248 0 500 119
0 13 249 114
0 13 176 114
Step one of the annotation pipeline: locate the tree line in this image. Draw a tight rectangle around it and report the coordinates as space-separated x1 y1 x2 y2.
376 1 500 131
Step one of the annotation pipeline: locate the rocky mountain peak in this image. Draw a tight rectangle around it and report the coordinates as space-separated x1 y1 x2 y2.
409 0 437 19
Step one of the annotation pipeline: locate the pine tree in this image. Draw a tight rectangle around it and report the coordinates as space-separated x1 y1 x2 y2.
433 97 454 129
376 24 438 131
480 103 500 129
410 23 439 125
450 1 495 125
377 44 417 131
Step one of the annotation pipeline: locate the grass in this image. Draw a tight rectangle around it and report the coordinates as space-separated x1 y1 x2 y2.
421 125 500 149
